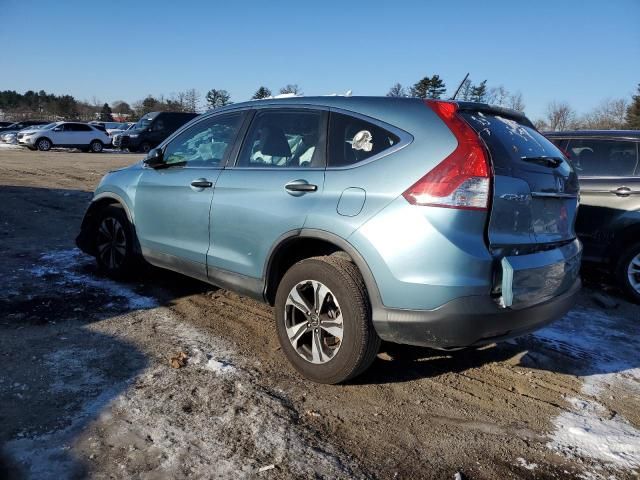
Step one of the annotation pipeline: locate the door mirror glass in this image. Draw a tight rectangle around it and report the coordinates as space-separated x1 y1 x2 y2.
53 126 62 132
143 148 164 168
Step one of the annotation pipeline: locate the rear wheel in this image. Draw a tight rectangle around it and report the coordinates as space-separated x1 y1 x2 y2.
95 206 136 278
616 242 640 303
275 256 380 384
140 142 151 153
36 138 51 151
89 140 103 153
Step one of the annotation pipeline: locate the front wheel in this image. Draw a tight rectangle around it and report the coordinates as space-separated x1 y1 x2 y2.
36 138 51 151
94 206 136 278
616 242 640 303
275 256 380 384
89 140 103 153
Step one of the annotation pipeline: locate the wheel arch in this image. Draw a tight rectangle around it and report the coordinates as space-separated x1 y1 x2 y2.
263 229 383 312
610 222 640 266
76 193 137 256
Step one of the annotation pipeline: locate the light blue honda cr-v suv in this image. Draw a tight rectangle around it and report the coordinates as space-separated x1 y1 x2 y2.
77 96 582 383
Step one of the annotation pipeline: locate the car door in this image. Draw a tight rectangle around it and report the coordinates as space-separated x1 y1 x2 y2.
52 123 74 146
73 123 94 146
133 112 246 280
567 138 640 260
208 107 327 281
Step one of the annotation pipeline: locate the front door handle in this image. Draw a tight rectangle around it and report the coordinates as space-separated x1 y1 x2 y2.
285 180 317 193
190 178 213 189
612 187 633 197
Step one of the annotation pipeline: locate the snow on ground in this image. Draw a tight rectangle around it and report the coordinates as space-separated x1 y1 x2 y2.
31 249 157 310
4 250 365 478
533 306 640 475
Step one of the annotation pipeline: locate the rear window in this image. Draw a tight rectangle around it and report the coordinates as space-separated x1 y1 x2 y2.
565 138 639 177
461 112 566 171
328 112 399 167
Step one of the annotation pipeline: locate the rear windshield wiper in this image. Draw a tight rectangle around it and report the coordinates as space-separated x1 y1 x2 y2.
520 156 563 168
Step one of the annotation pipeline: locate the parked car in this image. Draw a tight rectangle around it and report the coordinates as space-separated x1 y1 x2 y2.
106 122 135 138
546 130 640 302
112 112 198 153
18 121 112 152
90 121 131 136
0 123 50 144
0 120 49 134
76 97 581 383
0 121 13 128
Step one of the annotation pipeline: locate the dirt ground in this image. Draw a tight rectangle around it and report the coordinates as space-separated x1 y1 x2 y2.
1 146 639 480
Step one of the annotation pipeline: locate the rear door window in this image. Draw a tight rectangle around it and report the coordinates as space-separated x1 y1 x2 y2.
328 112 399 167
237 109 326 168
565 139 639 177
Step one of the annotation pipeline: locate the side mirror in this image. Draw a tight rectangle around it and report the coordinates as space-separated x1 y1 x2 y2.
143 148 164 168
53 127 62 132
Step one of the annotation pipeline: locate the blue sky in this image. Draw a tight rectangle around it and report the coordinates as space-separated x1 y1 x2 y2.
1 0 638 120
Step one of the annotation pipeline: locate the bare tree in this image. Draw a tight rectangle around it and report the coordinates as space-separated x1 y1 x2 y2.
386 83 407 97
507 91 525 112
545 101 577 131
279 84 302 95
183 88 200 112
581 98 629 129
486 86 509 106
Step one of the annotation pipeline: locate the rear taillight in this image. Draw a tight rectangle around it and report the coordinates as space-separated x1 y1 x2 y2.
402 100 490 210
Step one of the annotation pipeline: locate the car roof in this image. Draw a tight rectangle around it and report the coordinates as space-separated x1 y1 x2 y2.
544 130 640 140
199 96 530 132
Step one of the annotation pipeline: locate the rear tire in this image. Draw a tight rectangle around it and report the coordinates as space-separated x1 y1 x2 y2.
89 140 103 153
140 142 151 153
615 242 640 304
275 256 380 384
36 137 51 151
94 205 136 279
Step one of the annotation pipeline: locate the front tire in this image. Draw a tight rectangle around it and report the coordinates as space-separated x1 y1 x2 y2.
275 256 380 384
36 138 51 151
616 242 640 303
140 142 151 153
94 206 136 278
89 140 103 153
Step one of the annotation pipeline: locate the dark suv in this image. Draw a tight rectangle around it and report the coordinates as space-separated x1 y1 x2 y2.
112 111 198 153
547 130 640 302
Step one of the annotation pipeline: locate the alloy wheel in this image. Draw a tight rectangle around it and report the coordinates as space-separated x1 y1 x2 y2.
96 217 127 270
284 280 344 364
38 139 50 151
627 253 640 294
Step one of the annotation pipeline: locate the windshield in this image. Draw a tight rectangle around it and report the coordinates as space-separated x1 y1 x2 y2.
41 122 60 130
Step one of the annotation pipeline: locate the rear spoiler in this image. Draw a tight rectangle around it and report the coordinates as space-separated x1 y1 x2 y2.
454 102 534 129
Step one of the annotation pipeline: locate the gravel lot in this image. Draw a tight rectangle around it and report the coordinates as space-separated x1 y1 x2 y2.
1 146 639 479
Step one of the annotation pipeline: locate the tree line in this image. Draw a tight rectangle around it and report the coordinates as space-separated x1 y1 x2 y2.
1 81 639 130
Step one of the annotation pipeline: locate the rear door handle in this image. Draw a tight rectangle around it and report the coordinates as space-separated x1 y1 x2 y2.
612 187 633 197
285 180 317 193
190 178 213 189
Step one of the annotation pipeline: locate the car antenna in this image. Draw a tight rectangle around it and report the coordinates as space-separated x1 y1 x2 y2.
450 73 470 101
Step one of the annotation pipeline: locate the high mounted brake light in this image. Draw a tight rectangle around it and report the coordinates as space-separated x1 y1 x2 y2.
402 100 490 210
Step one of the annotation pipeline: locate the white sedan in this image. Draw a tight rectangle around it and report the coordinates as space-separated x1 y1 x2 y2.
18 122 112 152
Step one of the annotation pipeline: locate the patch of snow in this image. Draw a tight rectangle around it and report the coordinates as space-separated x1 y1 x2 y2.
550 397 640 471
534 306 640 474
516 457 538 470
31 249 157 310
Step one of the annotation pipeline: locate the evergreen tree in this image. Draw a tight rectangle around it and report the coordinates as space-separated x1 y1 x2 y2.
469 80 487 102
410 75 447 99
626 83 640 129
386 83 406 97
426 75 446 99
252 87 272 99
100 103 114 121
205 89 231 110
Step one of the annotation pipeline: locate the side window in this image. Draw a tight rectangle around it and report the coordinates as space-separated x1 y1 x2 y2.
153 119 165 131
237 110 325 168
163 113 243 167
76 124 92 132
566 139 639 177
328 112 400 167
